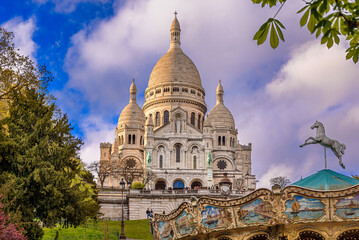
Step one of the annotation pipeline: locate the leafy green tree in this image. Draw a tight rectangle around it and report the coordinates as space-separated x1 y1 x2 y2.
0 27 52 119
252 0 359 63
0 88 99 239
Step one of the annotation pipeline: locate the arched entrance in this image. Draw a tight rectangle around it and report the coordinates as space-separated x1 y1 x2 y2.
191 181 203 189
296 231 324 240
155 180 166 190
248 234 269 240
173 180 184 189
337 229 359 240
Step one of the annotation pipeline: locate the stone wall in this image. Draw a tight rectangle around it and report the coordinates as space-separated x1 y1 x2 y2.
98 189 246 220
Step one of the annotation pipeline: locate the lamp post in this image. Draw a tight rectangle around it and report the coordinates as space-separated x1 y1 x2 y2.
120 178 126 239
219 173 232 199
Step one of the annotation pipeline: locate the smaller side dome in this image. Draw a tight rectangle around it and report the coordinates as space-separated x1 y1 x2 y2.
205 80 235 129
118 79 145 128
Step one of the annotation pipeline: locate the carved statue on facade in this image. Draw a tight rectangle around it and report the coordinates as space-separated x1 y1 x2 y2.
300 121 346 169
176 119 181 133
207 152 212 167
146 151 152 165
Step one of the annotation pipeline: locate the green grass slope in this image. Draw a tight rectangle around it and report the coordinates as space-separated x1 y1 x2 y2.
42 219 153 240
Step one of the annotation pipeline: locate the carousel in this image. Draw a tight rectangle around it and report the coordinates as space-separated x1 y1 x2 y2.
151 122 359 240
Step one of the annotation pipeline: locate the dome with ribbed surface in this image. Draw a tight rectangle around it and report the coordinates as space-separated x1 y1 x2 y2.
148 47 202 88
204 80 235 129
205 104 235 129
118 80 145 128
147 14 202 89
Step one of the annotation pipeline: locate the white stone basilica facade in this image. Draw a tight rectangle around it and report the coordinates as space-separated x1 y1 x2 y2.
100 14 256 191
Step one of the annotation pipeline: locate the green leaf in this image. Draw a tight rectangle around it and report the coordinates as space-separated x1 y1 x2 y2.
300 8 310 27
346 49 354 59
308 14 316 33
275 23 285 41
297 5 309 14
353 52 358 63
327 38 334 48
270 23 280 48
257 24 271 45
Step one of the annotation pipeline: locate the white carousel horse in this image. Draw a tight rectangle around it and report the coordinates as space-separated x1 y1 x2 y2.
300 121 346 169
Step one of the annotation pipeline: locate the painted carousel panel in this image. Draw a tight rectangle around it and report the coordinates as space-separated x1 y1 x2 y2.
201 206 232 230
158 221 174 240
284 195 325 221
175 211 196 236
335 193 359 219
237 199 274 224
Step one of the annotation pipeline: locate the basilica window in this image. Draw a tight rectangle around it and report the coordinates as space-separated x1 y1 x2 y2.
182 88 188 93
175 144 181 163
218 136 221 146
140 136 143 145
155 89 161 94
159 155 163 168
191 89 195 94
217 160 227 170
190 112 195 125
132 135 136 145
222 136 226 146
164 110 169 125
155 112 160 127
197 114 201 129
150 91 154 96
173 87 179 92
193 156 197 169
164 87 170 93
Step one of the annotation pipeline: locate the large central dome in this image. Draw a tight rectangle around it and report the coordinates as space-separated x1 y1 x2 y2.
148 46 202 88
143 13 206 118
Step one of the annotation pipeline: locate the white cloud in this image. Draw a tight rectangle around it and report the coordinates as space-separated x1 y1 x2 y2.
2 17 37 60
257 164 295 189
80 115 116 164
232 40 359 182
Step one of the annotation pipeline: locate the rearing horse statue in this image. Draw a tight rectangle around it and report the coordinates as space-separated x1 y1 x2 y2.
300 121 346 169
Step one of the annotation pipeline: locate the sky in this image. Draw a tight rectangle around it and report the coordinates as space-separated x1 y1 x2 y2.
1 0 358 189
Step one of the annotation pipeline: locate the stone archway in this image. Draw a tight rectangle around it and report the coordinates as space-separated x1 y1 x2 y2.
173 180 185 189
296 231 325 240
191 180 203 189
155 180 166 190
337 229 359 240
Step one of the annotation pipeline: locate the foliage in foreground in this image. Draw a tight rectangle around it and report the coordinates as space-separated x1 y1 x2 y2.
42 219 153 240
0 27 100 239
252 0 359 63
0 200 26 240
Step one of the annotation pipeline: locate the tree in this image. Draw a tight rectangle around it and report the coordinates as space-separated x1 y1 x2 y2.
252 0 359 63
0 28 52 100
270 176 290 188
0 88 99 239
88 161 113 189
143 170 157 189
117 158 144 186
0 27 52 119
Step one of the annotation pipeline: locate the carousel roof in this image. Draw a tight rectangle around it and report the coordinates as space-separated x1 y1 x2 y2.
291 169 359 191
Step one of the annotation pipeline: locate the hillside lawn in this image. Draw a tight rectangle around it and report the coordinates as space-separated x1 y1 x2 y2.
42 219 153 240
